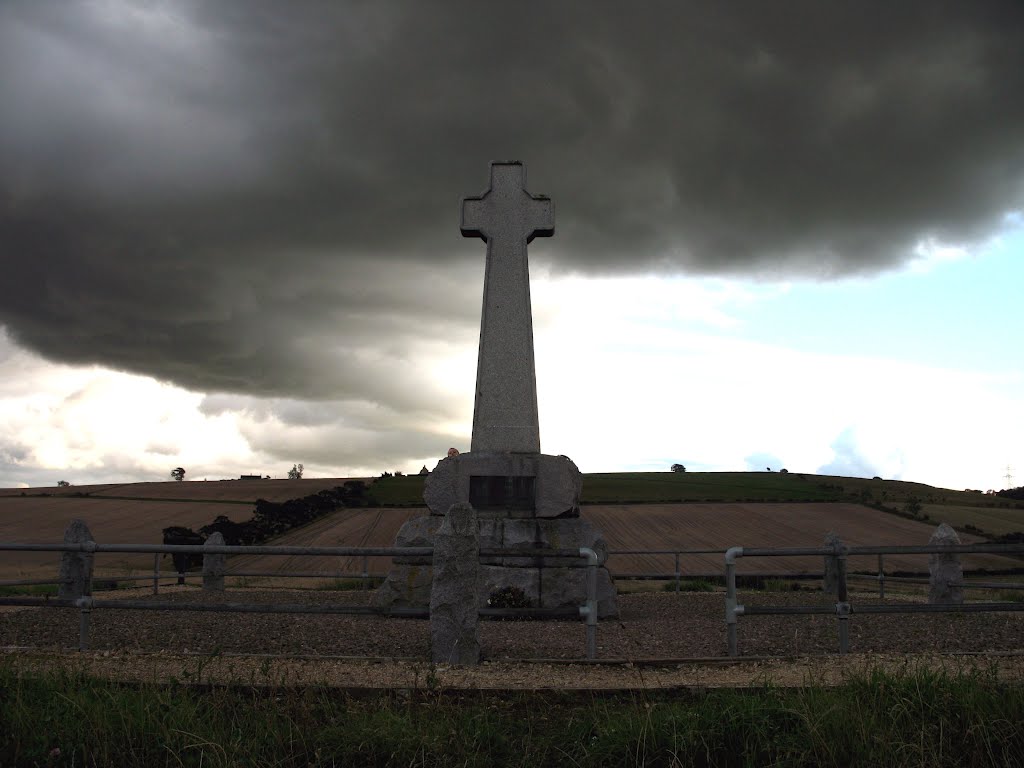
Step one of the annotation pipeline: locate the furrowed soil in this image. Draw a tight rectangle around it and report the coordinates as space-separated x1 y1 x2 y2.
211 503 1018 579
3 501 1019 580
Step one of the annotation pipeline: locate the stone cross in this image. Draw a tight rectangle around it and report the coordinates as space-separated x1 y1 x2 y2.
461 161 553 454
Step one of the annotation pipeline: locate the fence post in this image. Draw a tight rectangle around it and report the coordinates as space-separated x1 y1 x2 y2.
153 553 160 595
674 552 681 593
58 519 95 601
929 523 963 604
836 543 850 654
202 532 226 592
58 519 95 652
362 554 369 591
725 547 742 657
823 531 841 594
580 548 599 660
877 553 885 599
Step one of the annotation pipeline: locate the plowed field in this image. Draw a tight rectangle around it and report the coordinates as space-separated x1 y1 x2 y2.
0 498 245 578
586 503 1012 575
2 494 1019 583
228 503 1019 578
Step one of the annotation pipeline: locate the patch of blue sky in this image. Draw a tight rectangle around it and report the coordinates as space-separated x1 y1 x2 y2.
721 227 1023 376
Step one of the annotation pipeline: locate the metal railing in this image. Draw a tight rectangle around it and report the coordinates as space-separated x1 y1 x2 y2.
724 542 1024 657
0 540 600 659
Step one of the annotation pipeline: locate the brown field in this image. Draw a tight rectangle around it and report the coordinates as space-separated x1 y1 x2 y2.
2 494 1019 583
226 502 1019 579
0 497 251 578
586 503 1014 575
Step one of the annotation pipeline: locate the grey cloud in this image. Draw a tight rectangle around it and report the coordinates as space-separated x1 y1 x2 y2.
1 1 1022 406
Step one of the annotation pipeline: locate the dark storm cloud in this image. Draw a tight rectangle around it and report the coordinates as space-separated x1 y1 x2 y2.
1 1 1023 404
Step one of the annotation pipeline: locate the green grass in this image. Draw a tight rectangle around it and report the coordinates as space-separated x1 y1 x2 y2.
921 503 1024 537
1 663 1021 766
581 471 848 504
367 474 426 505
662 578 717 592
0 584 59 597
313 577 382 591
762 578 803 592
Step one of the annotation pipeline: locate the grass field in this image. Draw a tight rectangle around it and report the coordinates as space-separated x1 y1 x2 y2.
368 470 1018 509
921 502 1024 536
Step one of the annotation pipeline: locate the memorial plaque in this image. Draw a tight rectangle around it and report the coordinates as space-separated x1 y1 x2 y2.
469 475 536 511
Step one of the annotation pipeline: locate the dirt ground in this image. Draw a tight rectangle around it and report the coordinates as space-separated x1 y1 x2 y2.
3 588 1023 690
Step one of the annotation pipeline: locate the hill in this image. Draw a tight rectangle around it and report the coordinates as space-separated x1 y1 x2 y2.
368 470 1014 508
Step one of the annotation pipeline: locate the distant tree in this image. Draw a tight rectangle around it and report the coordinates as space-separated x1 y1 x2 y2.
56 480 71 487
904 497 922 516
287 463 304 480
170 467 186 482
779 468 789 474
670 464 686 473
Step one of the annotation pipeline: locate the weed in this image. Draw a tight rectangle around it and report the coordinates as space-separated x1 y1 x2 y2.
313 577 379 591
996 589 1024 602
662 578 717 592
762 578 802 592
0 584 59 597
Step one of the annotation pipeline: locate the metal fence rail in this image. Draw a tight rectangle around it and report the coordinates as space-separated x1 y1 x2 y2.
0 539 599 659
724 542 1024 657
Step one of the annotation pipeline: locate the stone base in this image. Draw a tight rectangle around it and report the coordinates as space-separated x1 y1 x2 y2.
373 514 619 618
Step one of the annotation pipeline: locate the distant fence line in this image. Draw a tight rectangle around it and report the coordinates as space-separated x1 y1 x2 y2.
724 541 1024 657
4 521 1024 660
0 523 600 659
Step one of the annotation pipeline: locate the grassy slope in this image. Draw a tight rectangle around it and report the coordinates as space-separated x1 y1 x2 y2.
368 472 1024 536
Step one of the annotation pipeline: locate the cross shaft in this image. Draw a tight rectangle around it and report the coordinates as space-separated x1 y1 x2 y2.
461 162 554 453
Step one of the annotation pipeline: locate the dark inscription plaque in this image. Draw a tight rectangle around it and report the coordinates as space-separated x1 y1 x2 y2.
469 475 536 512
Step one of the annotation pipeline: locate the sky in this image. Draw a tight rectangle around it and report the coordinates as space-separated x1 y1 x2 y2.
0 1 1021 492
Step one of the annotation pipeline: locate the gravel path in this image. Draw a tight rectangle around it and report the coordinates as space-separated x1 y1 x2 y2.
2 587 1023 660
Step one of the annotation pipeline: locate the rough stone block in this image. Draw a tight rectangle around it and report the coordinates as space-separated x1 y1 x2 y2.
430 503 480 665
58 519 94 600
476 517 505 565
534 454 582 517
477 565 541 608
371 564 434 610
929 523 963 605
392 515 442 565
202 532 226 592
499 518 607 566
539 566 618 618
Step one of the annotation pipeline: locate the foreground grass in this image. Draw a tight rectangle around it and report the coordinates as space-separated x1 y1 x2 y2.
2 664 1022 767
